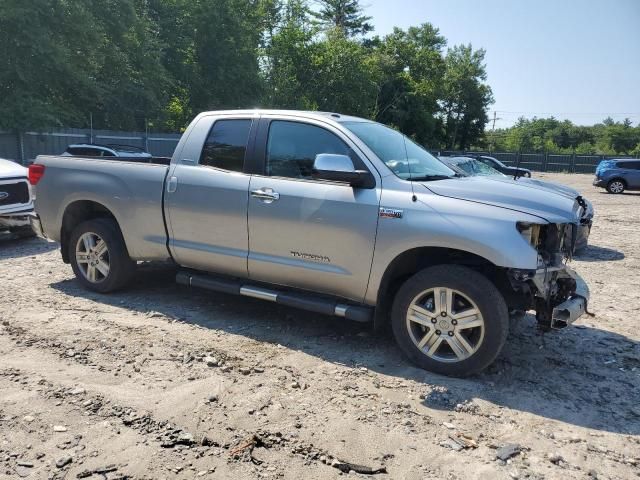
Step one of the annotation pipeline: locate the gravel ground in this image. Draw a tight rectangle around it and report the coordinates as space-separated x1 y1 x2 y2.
0 173 639 480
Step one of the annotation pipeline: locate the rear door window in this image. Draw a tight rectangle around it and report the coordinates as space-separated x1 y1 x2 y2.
200 119 253 172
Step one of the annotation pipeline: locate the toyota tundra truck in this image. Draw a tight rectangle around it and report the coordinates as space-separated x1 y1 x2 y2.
29 110 590 377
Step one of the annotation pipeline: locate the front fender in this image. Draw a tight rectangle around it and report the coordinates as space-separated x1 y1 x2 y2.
364 189 543 304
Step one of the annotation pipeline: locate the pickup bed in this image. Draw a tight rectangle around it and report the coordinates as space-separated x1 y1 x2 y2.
30 109 590 376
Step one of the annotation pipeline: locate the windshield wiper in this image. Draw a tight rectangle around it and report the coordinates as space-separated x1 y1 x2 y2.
409 174 457 181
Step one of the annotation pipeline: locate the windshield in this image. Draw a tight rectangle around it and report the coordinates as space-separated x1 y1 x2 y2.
469 159 504 176
481 156 505 168
343 122 456 180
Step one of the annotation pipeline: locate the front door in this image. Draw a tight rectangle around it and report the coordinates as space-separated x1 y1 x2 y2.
165 116 255 277
625 161 640 188
247 118 380 302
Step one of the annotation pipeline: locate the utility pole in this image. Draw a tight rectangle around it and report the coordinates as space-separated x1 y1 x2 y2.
490 111 501 153
491 111 501 131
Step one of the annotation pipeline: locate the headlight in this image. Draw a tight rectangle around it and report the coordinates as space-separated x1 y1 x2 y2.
516 222 542 246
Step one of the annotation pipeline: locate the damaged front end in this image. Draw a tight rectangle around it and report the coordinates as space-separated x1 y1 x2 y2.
508 222 590 330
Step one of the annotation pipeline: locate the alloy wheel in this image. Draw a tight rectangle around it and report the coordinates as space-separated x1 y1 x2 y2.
609 181 624 194
75 232 110 283
406 287 485 363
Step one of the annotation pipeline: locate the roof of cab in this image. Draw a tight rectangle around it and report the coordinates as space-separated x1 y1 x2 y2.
196 109 372 124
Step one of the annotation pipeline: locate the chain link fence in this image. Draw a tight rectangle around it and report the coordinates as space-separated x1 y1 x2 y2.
435 150 639 174
0 128 181 164
2 128 638 172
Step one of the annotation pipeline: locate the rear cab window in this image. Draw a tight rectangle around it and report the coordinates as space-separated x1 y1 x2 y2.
200 119 253 172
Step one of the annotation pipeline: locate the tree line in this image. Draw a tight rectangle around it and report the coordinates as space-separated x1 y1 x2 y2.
3 0 635 154
0 0 494 149
484 117 640 156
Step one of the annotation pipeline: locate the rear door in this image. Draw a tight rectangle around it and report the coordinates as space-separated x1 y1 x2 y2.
164 114 257 277
246 116 381 302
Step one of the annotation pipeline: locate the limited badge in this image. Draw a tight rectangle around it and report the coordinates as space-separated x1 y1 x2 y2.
379 207 403 219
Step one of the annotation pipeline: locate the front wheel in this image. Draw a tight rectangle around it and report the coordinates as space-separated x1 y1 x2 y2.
68 218 135 293
391 265 509 377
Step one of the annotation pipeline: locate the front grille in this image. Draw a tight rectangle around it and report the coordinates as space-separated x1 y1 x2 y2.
0 181 29 207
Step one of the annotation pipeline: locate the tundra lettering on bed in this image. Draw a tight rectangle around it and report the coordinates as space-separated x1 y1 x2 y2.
29 110 590 377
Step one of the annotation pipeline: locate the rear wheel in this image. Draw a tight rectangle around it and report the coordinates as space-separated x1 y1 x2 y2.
68 218 135 293
606 179 625 194
391 265 509 377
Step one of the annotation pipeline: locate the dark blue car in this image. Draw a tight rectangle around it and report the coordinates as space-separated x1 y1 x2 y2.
593 159 640 194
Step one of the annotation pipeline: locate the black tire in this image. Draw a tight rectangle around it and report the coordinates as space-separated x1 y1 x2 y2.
68 218 135 293
606 179 625 194
391 265 509 377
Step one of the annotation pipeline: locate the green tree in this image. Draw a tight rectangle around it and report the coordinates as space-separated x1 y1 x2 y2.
262 0 318 109
188 0 264 112
439 44 493 149
311 0 373 36
306 29 380 115
0 0 168 131
486 116 640 155
370 24 447 146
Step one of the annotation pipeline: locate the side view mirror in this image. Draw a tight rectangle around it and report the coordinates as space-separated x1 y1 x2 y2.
312 154 374 188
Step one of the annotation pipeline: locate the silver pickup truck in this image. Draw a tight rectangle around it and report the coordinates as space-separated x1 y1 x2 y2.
30 110 590 377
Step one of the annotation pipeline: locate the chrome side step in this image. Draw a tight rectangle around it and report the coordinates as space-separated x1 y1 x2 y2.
176 271 373 323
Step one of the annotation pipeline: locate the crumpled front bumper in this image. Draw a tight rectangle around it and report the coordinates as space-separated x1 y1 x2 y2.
0 208 34 228
550 266 589 328
527 264 590 329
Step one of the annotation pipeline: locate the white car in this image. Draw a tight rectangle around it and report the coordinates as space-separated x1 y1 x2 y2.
0 158 35 237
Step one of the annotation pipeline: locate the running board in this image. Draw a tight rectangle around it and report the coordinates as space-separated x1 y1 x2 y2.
176 271 373 323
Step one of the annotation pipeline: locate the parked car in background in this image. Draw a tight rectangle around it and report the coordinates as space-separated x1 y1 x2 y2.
440 156 504 177
440 156 593 251
474 155 532 178
0 158 35 237
62 144 153 159
593 159 640 194
30 110 591 377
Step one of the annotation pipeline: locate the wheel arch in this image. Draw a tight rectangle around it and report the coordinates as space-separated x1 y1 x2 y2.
60 200 122 263
608 177 627 187
373 247 509 330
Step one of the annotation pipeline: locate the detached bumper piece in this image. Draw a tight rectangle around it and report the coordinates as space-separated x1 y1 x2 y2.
550 268 589 328
176 271 373 323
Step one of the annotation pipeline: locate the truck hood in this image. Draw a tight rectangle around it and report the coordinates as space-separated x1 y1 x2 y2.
0 158 27 178
490 176 580 199
422 177 581 224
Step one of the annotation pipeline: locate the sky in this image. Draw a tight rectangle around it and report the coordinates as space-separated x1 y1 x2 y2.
364 0 640 128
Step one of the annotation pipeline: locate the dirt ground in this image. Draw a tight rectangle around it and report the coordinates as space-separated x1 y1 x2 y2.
1 173 638 480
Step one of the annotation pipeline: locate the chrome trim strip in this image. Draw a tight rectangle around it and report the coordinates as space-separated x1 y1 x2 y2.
240 286 278 302
334 305 348 317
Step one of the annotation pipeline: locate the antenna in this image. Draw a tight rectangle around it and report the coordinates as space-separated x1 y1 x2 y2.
403 136 417 202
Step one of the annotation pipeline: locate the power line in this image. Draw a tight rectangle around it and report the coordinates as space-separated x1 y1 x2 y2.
494 110 640 116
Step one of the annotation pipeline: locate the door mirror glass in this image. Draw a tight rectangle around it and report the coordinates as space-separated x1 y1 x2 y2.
312 154 374 188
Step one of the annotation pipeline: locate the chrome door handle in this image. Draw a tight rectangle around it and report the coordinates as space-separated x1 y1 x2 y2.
251 188 280 203
167 176 178 193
